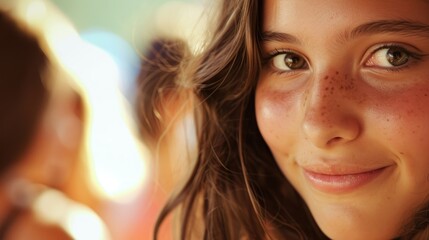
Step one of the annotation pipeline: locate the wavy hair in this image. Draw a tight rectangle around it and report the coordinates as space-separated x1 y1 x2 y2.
137 0 429 239
137 0 326 239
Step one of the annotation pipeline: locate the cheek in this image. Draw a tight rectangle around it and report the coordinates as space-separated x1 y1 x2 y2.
375 89 429 210
370 86 429 164
255 86 299 151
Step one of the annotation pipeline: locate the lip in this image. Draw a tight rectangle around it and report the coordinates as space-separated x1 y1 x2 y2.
302 166 388 194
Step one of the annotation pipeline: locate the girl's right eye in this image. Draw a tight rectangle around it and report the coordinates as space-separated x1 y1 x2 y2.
270 51 308 72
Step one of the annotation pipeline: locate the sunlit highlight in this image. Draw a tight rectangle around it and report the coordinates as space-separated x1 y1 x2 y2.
81 30 141 101
32 189 111 240
7 0 149 202
155 1 207 54
25 0 46 22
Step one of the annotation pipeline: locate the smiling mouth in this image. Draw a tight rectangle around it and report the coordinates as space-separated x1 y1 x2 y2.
302 167 389 193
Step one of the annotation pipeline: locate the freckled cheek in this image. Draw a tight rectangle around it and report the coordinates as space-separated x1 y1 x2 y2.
380 107 429 184
255 88 298 149
370 90 429 155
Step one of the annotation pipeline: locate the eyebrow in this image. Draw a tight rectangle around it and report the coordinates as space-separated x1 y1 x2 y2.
261 31 301 44
348 20 429 39
262 20 429 44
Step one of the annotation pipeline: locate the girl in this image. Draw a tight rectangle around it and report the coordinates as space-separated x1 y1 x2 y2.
139 0 429 239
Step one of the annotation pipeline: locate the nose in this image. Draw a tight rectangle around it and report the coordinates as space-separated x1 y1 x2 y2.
302 72 361 148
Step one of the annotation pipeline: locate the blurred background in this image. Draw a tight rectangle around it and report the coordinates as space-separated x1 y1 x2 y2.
0 0 203 239
49 0 203 239
52 0 204 102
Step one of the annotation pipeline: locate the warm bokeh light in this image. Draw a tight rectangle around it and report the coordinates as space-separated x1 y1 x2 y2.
65 204 110 240
81 30 141 102
6 0 150 203
0 0 207 238
154 1 207 54
32 188 111 240
25 0 46 21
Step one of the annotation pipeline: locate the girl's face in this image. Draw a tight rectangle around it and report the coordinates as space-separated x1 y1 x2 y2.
256 0 429 239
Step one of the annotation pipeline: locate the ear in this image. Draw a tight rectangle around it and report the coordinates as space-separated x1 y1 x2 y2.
7 91 85 189
55 93 84 151
43 92 84 189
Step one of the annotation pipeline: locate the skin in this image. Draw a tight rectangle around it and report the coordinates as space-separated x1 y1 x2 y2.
255 0 429 239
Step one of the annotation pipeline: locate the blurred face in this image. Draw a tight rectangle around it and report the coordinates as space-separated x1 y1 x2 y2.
256 0 429 239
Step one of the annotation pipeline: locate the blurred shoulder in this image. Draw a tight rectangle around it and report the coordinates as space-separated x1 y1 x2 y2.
4 210 72 240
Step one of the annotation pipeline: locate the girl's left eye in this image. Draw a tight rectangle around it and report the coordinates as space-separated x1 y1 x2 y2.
365 45 420 69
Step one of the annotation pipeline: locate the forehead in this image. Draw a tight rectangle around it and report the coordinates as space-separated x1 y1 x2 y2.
263 0 429 32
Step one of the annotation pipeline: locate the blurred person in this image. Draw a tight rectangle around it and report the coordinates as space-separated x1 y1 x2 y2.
133 38 195 240
131 3 209 238
0 8 109 240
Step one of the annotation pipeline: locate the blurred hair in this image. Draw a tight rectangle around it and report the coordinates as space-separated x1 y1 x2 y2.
139 1 325 239
399 200 429 240
135 38 191 147
0 10 49 173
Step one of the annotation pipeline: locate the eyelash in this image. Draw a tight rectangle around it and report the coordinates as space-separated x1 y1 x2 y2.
262 44 427 75
262 49 308 75
364 43 426 72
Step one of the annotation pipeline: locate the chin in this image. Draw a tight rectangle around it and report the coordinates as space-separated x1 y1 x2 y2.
316 218 400 240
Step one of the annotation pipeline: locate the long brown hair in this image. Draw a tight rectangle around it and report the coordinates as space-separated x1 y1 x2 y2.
137 0 429 239
137 0 327 239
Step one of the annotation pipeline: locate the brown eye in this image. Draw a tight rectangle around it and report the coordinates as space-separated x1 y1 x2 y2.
386 47 409 66
272 52 308 71
366 46 412 68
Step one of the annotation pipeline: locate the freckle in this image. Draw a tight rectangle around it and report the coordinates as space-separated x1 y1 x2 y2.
335 71 339 75
321 112 325 116
325 87 329 91
344 74 348 80
400 152 405 155
386 118 389 122
336 104 340 108
324 75 329 80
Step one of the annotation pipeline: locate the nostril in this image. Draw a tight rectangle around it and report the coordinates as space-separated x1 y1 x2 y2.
327 136 343 145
